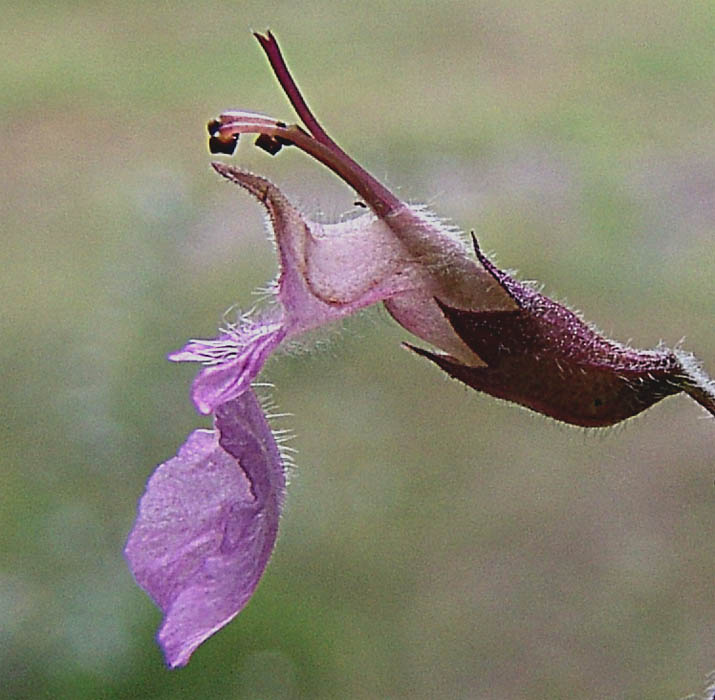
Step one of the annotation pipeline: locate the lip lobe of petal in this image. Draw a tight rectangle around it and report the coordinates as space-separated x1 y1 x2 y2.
124 390 285 668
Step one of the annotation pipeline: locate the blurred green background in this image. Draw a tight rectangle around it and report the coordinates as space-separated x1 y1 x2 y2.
2 1 713 698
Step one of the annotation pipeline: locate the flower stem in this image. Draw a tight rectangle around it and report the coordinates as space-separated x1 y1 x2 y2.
253 30 336 150
210 31 404 218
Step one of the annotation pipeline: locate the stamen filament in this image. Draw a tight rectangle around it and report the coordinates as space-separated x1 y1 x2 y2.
214 115 401 217
210 32 404 218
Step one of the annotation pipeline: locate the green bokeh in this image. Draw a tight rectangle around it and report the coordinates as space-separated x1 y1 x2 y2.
2 1 713 698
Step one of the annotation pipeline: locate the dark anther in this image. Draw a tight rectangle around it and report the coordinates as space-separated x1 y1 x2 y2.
276 120 287 128
254 134 283 155
209 134 239 155
207 118 222 136
354 200 367 208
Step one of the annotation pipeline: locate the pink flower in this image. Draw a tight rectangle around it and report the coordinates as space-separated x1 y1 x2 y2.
126 30 714 668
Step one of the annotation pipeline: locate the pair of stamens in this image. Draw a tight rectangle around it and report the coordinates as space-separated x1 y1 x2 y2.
206 31 403 217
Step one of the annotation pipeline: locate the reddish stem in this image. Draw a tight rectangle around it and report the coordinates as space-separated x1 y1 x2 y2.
254 31 336 150
251 31 403 217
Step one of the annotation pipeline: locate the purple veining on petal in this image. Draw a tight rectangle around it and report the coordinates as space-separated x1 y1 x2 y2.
124 389 285 668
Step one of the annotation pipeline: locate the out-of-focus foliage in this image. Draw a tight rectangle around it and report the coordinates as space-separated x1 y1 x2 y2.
2 1 713 698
